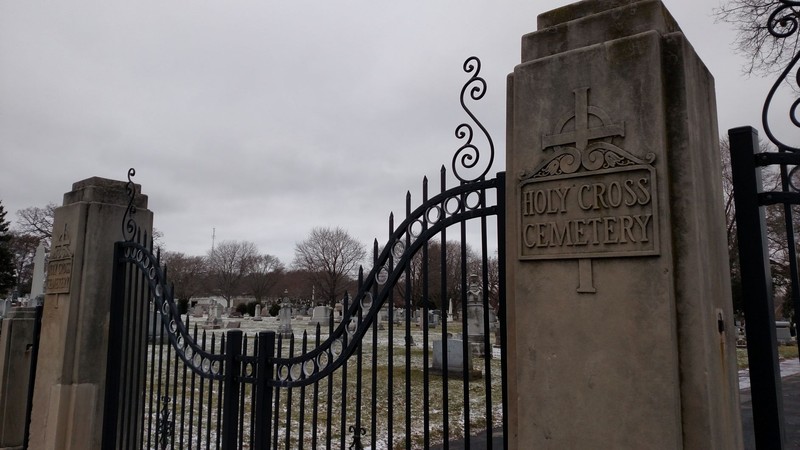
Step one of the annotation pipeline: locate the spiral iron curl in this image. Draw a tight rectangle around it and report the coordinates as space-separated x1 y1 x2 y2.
122 168 138 242
453 56 495 183
763 1 800 152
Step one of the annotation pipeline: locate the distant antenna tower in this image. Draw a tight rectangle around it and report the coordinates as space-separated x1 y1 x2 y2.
211 227 216 253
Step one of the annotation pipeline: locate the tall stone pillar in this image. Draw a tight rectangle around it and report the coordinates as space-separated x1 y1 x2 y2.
28 177 151 450
505 1 742 448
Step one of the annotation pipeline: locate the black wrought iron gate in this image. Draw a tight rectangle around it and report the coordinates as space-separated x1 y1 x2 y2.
728 3 800 449
101 57 507 450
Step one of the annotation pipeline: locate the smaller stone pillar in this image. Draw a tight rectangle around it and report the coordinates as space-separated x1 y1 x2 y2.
0 307 38 450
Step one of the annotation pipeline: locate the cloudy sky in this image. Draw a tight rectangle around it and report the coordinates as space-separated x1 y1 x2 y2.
0 0 796 265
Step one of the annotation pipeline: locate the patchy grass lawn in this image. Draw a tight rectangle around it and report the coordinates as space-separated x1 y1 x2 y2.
736 344 800 369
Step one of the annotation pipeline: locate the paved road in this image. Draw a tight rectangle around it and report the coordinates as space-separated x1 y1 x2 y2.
741 372 800 449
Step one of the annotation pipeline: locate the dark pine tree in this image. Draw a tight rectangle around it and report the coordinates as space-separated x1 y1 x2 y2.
0 200 17 296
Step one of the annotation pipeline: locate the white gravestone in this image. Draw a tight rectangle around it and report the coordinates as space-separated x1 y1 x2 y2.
30 242 47 298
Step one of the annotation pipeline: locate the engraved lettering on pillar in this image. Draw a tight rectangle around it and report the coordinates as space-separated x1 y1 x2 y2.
518 87 660 291
46 223 73 295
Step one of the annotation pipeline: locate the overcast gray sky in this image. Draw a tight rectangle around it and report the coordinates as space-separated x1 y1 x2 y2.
1 0 796 265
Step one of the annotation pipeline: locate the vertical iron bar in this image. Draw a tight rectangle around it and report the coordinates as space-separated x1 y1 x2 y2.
355 304 363 447
299 332 308 449
729 126 785 448
460 212 471 448
371 247 380 450
123 255 137 449
255 331 275 450
496 172 508 450
422 177 431 450
155 306 166 447
440 168 450 449
272 335 282 450
326 314 333 450
312 326 321 450
341 295 349 450
481 209 493 450
23 305 43 450
199 331 207 449
285 335 295 450
102 243 125 449
388 245 397 449
222 330 243 450
777 158 800 360
170 323 179 450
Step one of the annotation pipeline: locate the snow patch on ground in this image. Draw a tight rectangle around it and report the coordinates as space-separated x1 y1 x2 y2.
738 358 800 391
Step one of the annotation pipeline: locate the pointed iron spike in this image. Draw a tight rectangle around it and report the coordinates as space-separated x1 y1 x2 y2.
303 330 308 340
373 239 379 259
406 191 411 216
358 266 364 287
441 165 447 191
389 212 394 234
423 176 429 201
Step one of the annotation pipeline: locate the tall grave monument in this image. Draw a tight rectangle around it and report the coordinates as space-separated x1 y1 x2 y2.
505 1 741 448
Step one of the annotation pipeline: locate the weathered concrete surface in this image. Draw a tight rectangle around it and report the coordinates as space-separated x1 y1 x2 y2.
27 177 151 450
0 307 37 450
505 1 741 448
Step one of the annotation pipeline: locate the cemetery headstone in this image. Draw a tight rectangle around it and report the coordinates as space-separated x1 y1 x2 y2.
309 305 332 327
30 242 47 298
206 304 222 329
431 338 480 380
278 299 293 338
465 274 486 357
253 304 262 321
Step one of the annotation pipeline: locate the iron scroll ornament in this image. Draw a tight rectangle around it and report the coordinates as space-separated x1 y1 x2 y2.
122 168 138 242
453 56 495 183
763 1 800 154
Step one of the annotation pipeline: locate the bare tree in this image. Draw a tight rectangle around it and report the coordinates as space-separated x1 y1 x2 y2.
16 203 56 247
246 254 285 304
207 240 258 308
399 239 480 314
162 252 208 304
8 232 40 295
293 227 366 305
715 0 800 75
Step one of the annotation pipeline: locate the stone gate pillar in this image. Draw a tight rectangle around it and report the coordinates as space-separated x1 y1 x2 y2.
505 1 742 448
28 177 151 450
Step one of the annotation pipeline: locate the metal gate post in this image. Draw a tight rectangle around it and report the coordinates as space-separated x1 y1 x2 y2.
101 242 126 449
222 330 243 450
729 126 786 448
254 331 275 450
22 305 43 450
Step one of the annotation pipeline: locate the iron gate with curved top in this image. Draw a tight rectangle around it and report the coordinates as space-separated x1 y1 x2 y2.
101 56 507 450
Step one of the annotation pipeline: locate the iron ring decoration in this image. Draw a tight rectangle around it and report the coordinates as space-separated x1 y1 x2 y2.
790 165 800 192
453 56 495 183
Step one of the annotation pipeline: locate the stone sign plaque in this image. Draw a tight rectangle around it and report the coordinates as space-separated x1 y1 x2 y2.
46 224 73 294
518 87 659 261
